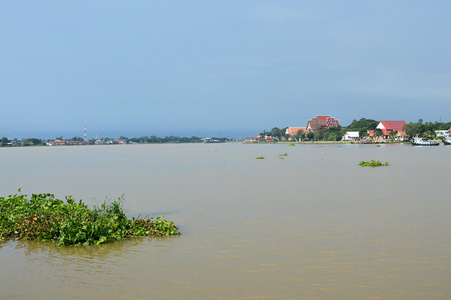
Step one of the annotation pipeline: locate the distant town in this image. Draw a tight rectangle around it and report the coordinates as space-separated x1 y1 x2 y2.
1 116 451 147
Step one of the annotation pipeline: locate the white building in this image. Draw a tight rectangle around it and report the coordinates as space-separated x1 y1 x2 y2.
342 131 359 141
435 130 450 137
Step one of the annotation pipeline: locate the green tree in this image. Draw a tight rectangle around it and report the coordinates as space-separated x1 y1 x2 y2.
293 129 305 141
347 118 379 131
23 138 43 146
266 127 288 141
373 128 383 140
389 130 398 141
359 129 368 138
402 123 416 137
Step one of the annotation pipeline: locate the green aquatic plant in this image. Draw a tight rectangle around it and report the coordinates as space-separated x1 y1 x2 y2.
287 143 295 146
279 153 288 156
359 160 389 167
0 190 180 246
256 156 265 159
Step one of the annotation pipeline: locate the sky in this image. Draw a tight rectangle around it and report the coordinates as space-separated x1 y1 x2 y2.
1 0 451 139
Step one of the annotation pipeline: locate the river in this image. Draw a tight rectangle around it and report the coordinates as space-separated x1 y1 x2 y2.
1 143 450 299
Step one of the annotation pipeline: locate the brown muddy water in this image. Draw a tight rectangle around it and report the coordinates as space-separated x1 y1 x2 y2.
1 143 451 299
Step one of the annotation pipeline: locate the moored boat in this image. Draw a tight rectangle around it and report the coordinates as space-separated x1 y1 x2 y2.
411 136 439 146
442 136 451 145
202 137 225 143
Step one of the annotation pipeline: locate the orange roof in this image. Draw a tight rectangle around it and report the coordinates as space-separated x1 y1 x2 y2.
286 127 306 135
306 115 340 131
251 135 272 140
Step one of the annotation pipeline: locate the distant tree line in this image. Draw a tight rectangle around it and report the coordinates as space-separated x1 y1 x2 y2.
0 135 215 147
124 135 204 143
402 119 451 139
1 137 46 146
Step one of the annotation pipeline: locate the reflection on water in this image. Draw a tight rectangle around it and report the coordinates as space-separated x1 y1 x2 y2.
1 143 451 299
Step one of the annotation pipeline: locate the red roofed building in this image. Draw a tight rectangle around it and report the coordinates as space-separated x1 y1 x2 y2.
285 127 307 136
376 121 408 140
251 135 272 141
306 115 340 132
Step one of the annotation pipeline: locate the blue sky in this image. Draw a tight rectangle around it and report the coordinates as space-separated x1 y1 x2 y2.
1 1 451 139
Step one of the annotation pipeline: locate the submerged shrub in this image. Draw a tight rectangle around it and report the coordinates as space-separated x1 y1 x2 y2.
359 160 389 167
0 190 180 246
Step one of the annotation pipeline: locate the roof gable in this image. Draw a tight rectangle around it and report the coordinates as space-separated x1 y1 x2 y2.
379 121 406 131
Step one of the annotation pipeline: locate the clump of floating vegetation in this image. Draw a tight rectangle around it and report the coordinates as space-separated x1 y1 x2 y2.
0 190 180 246
279 153 288 157
287 144 295 146
256 156 265 159
359 160 389 167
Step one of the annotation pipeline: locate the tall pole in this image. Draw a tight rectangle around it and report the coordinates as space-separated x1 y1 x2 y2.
84 125 87 143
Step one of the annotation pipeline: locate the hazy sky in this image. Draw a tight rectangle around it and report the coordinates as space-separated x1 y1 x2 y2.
1 1 450 139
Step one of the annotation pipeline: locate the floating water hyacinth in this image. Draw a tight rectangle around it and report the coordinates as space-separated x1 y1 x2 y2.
359 160 389 167
0 190 180 246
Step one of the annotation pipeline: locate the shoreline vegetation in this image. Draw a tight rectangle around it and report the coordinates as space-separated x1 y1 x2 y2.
0 190 180 246
2 118 450 147
0 136 228 147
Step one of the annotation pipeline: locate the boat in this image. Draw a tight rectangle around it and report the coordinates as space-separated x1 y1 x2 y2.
410 136 439 146
442 136 451 145
202 137 224 144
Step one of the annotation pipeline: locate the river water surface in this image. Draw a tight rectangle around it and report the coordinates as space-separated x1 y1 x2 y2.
1 143 450 299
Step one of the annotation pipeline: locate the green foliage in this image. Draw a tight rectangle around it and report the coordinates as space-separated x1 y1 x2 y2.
306 126 346 141
22 138 44 146
373 128 383 137
359 128 368 138
347 118 379 131
359 160 389 167
292 129 305 142
256 156 265 159
403 119 451 138
265 127 288 141
389 129 398 140
0 191 180 246
128 135 204 143
278 153 288 156
1 137 10 145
